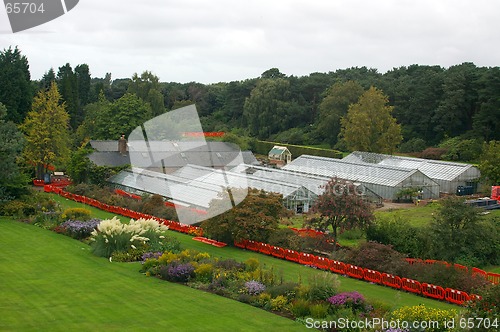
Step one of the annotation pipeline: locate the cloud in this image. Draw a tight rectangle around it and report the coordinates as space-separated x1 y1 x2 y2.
0 0 499 83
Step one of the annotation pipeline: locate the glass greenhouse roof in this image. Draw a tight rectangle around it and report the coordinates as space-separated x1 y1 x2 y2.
345 151 479 181
172 164 311 199
282 155 422 187
230 164 329 195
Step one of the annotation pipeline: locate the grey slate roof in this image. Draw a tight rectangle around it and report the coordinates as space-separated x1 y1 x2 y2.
90 140 125 152
87 152 130 167
88 140 259 168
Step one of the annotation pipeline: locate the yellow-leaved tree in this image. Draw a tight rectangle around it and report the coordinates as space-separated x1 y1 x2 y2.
21 82 70 179
340 86 402 154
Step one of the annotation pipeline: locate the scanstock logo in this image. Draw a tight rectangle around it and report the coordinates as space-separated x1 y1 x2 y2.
4 0 79 33
127 105 249 225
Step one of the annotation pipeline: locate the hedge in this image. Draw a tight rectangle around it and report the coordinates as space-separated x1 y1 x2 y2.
253 141 343 159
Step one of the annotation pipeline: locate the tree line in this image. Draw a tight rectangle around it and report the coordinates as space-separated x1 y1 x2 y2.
1 45 500 197
2 46 500 146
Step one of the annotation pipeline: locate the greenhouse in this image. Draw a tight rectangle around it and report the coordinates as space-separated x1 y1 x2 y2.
282 155 440 200
343 151 481 194
108 164 321 219
172 164 318 213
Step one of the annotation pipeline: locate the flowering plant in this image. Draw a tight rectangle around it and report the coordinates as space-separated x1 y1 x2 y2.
90 217 170 258
388 305 457 332
328 291 365 306
61 219 101 239
327 291 369 313
244 280 266 296
141 251 163 263
162 263 195 282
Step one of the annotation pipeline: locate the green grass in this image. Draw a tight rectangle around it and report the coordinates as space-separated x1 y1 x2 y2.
375 203 500 228
45 193 457 311
484 266 500 273
0 218 309 332
280 215 365 248
374 203 439 228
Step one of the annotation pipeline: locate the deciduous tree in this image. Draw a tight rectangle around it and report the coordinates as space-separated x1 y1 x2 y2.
427 197 498 265
432 63 480 140
479 140 500 185
201 188 286 244
128 71 165 116
21 82 71 179
306 178 374 251
243 78 306 139
316 81 364 147
340 86 402 153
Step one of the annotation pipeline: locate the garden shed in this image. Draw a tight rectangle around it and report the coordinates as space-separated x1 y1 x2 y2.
343 151 481 194
283 155 440 200
268 145 292 166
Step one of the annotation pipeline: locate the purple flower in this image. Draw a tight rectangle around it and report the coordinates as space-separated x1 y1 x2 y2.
166 263 194 282
244 280 266 295
61 219 101 239
141 251 162 263
328 291 365 306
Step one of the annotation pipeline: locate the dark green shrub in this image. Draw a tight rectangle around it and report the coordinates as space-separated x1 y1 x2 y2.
345 241 409 276
405 262 489 293
1 200 34 217
266 282 299 299
399 137 427 153
32 211 62 229
439 137 483 162
237 293 253 304
309 303 329 319
289 299 311 318
111 248 144 262
366 217 428 258
267 228 296 249
214 259 245 271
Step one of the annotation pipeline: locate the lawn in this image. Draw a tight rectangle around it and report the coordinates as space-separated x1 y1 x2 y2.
0 218 309 332
374 202 500 228
484 266 500 273
46 194 456 311
374 203 439 228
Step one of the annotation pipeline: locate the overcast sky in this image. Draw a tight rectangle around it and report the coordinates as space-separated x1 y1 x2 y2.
1 0 499 83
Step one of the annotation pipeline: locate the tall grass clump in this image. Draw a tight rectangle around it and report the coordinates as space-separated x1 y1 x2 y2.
90 217 170 258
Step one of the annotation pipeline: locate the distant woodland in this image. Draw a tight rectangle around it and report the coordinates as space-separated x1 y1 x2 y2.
2 45 500 163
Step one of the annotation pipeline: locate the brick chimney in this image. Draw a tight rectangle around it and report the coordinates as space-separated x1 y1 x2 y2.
118 135 127 155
